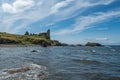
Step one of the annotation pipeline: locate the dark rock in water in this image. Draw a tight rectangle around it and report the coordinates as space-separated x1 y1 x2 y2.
85 42 102 46
37 71 48 79
31 50 38 52
76 44 82 46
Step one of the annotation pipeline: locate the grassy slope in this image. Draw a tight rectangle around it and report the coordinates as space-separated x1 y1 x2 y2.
0 32 51 45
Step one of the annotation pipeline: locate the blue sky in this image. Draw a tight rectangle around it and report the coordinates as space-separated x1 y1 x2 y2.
0 0 120 45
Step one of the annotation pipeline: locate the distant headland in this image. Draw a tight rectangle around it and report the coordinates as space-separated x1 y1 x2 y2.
0 29 103 47
0 29 67 47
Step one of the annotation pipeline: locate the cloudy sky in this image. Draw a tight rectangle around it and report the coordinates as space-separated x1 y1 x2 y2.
0 0 120 45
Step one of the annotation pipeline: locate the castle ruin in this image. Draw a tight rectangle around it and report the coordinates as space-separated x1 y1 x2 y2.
38 29 51 40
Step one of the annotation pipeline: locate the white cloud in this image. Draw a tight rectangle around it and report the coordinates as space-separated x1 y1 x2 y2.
0 0 116 33
96 38 109 41
51 0 74 13
51 0 115 14
82 0 115 7
2 0 35 13
0 0 56 33
49 0 115 24
56 10 120 35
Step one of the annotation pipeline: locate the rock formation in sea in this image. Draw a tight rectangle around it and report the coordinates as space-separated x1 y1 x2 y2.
85 42 102 46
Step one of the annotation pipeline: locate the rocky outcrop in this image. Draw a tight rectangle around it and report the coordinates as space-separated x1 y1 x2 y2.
85 42 102 46
51 40 68 46
31 50 38 52
31 39 51 47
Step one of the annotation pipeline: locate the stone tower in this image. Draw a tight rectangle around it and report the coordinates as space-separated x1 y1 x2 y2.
47 29 50 40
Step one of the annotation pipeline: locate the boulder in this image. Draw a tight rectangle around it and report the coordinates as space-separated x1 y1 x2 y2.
31 50 38 52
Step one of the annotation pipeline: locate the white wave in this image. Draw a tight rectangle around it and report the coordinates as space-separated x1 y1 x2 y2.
0 63 49 80
111 49 116 52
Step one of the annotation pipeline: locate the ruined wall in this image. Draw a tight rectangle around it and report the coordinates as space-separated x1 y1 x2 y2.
47 29 50 40
38 29 50 40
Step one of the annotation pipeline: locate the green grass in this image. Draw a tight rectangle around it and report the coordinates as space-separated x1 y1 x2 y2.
0 32 51 45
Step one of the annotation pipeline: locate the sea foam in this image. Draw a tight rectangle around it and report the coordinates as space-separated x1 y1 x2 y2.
0 63 49 80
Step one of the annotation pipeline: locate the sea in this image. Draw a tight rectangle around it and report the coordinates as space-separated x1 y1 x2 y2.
0 46 120 80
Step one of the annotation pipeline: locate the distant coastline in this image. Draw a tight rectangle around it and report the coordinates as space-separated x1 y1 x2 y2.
0 30 104 47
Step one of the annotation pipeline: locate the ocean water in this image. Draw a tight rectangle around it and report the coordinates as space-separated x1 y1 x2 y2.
0 46 120 80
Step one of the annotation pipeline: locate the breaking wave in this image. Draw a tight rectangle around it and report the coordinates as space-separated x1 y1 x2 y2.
0 63 49 80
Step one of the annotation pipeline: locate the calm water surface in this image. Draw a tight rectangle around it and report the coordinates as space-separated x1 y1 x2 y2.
0 46 120 80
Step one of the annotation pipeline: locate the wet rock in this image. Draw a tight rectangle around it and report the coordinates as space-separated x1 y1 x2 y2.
41 42 49 47
31 50 38 52
37 71 49 79
5 67 30 74
1 63 49 80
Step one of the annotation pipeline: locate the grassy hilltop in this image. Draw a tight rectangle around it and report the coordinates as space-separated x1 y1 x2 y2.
0 30 64 47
